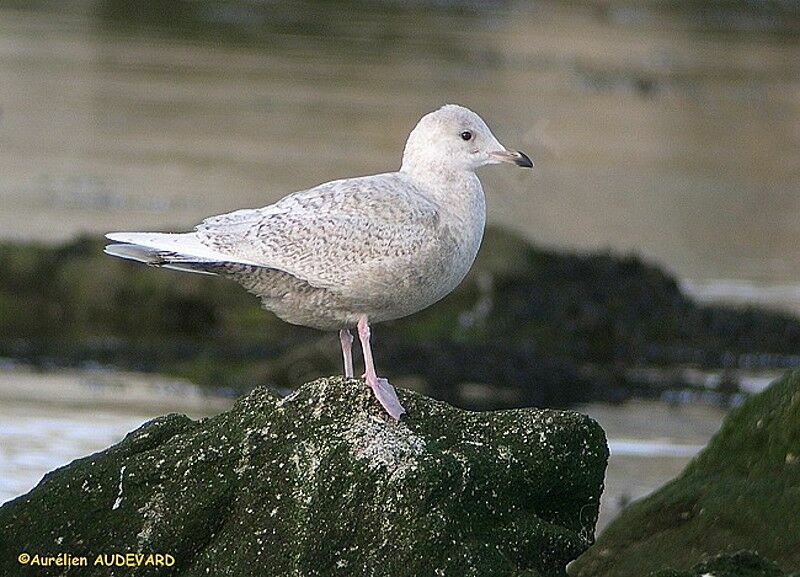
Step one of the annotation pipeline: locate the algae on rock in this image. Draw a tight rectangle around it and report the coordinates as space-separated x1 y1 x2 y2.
648 550 787 577
0 377 608 577
570 370 800 577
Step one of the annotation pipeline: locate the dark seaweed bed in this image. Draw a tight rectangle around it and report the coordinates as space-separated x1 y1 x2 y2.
2 227 799 409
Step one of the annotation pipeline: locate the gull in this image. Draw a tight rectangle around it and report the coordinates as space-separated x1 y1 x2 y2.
105 104 533 420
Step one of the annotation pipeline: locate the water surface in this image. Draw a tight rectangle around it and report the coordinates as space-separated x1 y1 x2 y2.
1 1 798 310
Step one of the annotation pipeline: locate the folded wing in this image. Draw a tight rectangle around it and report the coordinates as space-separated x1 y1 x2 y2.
194 173 440 290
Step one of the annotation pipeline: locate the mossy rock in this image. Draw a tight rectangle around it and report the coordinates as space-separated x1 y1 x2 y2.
648 550 785 577
570 371 800 577
0 377 608 576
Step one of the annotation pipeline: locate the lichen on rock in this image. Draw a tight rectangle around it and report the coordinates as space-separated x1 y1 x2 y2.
0 377 608 576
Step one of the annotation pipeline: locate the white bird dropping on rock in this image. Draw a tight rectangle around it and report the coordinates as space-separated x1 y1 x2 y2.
104 104 533 420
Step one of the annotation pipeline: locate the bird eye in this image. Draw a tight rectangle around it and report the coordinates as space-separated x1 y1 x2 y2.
460 131 473 141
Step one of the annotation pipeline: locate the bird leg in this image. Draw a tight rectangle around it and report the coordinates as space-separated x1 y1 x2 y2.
339 328 354 379
356 315 406 420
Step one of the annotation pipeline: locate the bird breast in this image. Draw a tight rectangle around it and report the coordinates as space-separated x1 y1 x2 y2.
363 174 487 322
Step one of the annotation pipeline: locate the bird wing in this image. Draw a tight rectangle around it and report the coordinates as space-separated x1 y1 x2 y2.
195 173 441 291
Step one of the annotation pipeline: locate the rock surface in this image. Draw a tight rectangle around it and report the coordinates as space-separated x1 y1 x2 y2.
570 371 800 577
648 551 790 577
0 377 608 576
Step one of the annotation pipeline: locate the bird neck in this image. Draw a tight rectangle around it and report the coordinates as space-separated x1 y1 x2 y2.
400 163 485 226
400 160 480 195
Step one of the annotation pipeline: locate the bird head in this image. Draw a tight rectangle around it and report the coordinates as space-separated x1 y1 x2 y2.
401 104 533 175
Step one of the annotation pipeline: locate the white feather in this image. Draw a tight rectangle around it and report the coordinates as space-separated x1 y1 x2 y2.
104 232 262 267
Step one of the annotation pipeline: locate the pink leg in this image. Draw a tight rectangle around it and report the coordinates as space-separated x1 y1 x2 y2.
339 328 354 379
357 315 406 420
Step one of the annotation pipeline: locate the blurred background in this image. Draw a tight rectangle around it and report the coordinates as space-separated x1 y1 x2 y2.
0 0 798 530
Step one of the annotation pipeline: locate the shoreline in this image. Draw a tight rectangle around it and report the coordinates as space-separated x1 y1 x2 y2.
0 366 233 416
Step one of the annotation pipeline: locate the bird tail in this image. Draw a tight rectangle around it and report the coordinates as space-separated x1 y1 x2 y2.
104 232 259 276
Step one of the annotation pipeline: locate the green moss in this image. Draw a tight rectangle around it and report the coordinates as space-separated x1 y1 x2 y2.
570 371 800 577
648 551 785 577
0 378 607 576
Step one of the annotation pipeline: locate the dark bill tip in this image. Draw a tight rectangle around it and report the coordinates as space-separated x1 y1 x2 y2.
514 150 534 168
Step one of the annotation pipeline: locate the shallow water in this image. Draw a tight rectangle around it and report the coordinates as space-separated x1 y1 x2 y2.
580 398 727 529
0 367 231 505
0 1 798 311
0 403 151 505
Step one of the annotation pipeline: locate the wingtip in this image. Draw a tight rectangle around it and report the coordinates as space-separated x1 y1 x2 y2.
104 243 156 264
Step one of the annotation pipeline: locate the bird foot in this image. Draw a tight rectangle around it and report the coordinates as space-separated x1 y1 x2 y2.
365 376 406 421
